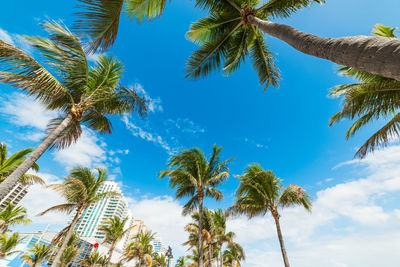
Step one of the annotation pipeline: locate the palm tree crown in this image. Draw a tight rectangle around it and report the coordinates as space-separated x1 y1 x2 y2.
0 202 31 233
228 164 311 267
185 0 323 90
0 143 43 185
20 243 49 267
98 215 130 267
330 24 400 158
0 232 24 258
0 20 147 201
124 231 156 266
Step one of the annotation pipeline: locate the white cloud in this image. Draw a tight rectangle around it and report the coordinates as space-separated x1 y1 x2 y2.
128 196 191 255
53 129 107 168
0 93 58 130
166 118 205 135
122 116 175 154
19 172 71 226
0 28 14 44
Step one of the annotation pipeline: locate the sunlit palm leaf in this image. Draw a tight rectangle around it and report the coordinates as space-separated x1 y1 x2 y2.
75 0 125 53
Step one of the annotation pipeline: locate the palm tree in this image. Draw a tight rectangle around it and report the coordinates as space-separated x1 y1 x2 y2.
223 244 245 267
60 245 79 266
20 243 49 266
175 256 188 267
160 145 233 267
0 21 147 201
153 253 168 267
124 231 156 266
185 0 400 87
79 251 103 266
330 24 400 158
0 143 44 186
0 232 24 258
211 210 243 267
0 202 31 233
38 166 117 267
227 164 312 267
183 210 215 267
75 1 400 82
98 215 130 267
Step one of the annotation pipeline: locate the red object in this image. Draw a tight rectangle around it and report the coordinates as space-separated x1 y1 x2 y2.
94 243 99 248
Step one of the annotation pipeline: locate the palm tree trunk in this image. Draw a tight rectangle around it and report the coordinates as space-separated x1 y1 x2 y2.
50 206 82 267
220 248 223 267
208 244 212 267
0 114 74 201
198 194 204 267
272 214 290 267
106 243 116 267
248 15 400 81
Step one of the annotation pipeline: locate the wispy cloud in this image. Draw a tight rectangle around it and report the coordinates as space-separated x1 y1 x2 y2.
0 28 14 44
243 137 268 149
135 83 163 113
166 118 205 134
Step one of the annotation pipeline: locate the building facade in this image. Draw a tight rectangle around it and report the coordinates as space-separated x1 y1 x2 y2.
74 181 130 241
0 182 29 209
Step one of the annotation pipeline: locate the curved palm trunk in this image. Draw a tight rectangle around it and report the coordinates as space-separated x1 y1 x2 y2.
0 114 74 201
51 207 82 267
207 244 213 267
198 194 204 267
272 214 290 267
248 15 400 81
106 243 116 267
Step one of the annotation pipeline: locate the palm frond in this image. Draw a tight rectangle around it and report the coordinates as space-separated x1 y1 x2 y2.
75 0 125 53
125 0 169 22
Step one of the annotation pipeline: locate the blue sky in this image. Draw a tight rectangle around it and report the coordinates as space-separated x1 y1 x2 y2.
1 0 400 266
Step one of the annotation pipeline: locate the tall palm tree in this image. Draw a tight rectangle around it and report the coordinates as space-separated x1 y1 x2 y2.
330 24 400 158
76 1 400 81
0 232 24 258
0 143 44 186
223 244 245 267
186 0 400 87
175 256 188 267
98 215 130 267
38 166 117 267
227 164 312 267
0 21 147 200
0 203 31 233
160 145 233 267
20 243 49 267
124 231 156 267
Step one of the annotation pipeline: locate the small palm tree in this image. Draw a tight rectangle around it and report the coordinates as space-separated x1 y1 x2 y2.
152 253 168 267
0 232 24 258
98 215 130 267
60 245 79 266
79 251 102 266
0 202 31 233
211 210 242 267
0 143 44 186
330 24 400 158
0 21 147 201
228 164 312 267
20 243 48 267
223 244 245 267
160 145 232 267
124 231 156 266
38 166 117 267
175 256 188 267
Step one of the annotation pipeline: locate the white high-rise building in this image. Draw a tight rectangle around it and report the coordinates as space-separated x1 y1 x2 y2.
0 182 29 209
74 181 130 241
